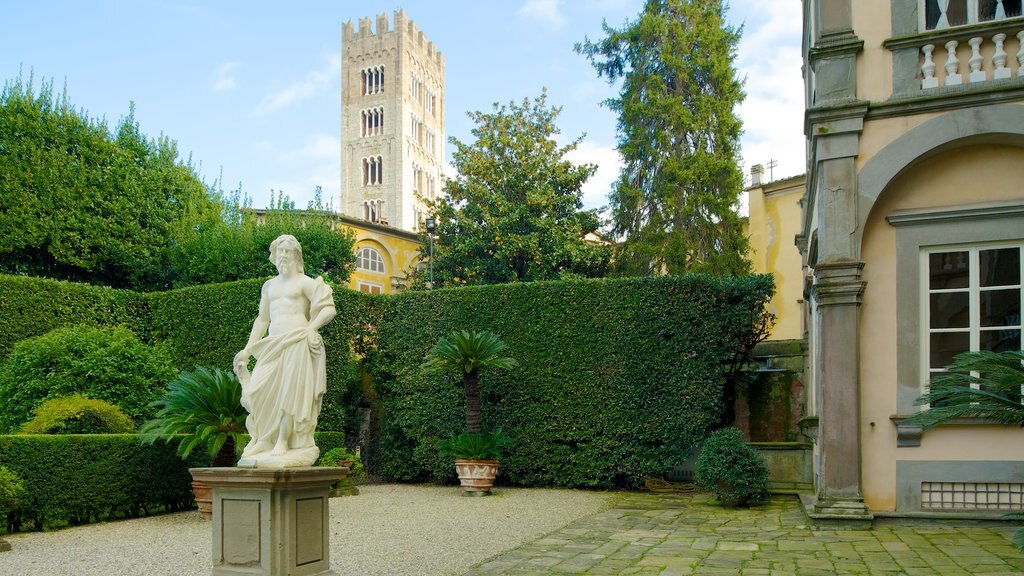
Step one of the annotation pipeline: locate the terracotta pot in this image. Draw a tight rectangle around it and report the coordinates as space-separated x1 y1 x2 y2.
191 480 213 520
454 459 499 495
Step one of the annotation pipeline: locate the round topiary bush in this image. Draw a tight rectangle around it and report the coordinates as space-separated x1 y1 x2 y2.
0 326 175 433
19 395 136 434
695 427 770 506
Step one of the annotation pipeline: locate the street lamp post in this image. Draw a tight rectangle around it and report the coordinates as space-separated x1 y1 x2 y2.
425 217 436 289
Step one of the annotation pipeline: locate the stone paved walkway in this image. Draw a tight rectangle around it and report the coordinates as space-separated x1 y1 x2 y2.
463 492 1024 575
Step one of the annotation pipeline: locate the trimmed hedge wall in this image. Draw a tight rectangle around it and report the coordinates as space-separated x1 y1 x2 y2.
0 275 149 359
147 279 373 433
367 275 773 488
0 432 345 532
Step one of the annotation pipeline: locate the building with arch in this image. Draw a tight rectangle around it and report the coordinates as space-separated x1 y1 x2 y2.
799 0 1023 519
341 11 445 234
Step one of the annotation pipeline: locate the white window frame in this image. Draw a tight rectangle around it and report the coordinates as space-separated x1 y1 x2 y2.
921 0 1022 30
356 247 386 274
357 281 384 295
920 242 1023 398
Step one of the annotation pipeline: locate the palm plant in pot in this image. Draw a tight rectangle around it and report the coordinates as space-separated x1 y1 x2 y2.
139 367 249 518
423 330 517 495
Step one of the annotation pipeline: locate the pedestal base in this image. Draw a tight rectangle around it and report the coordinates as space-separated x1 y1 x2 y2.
190 467 347 576
801 493 874 530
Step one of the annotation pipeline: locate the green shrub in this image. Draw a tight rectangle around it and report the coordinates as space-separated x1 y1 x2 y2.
0 466 24 514
695 427 770 506
317 447 365 479
0 326 175 432
0 431 345 532
20 395 136 434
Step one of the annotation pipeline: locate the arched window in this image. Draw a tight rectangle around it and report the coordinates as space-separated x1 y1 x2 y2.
356 246 386 273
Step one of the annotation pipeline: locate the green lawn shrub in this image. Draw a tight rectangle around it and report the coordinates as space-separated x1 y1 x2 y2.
695 427 770 506
20 395 136 434
367 275 774 488
0 326 175 432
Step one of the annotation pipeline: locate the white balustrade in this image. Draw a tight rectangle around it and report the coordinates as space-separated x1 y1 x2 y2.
919 27 1024 89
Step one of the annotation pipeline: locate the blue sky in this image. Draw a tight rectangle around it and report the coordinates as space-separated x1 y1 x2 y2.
1 0 804 213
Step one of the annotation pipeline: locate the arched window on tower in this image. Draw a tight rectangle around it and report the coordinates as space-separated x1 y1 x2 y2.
362 156 383 186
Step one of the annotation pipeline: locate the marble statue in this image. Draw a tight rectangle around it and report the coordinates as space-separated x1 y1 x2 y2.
233 234 336 468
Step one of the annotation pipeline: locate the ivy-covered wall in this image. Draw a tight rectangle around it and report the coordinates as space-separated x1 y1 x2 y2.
367 275 774 488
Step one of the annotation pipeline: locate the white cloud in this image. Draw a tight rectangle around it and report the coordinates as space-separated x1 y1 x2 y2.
519 0 566 29
256 53 341 114
565 140 622 211
212 61 240 92
731 0 806 183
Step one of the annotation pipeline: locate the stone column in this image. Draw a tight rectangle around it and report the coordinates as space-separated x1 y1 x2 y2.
190 467 347 576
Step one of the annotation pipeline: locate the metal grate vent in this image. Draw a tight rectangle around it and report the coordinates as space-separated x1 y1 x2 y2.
921 482 1024 511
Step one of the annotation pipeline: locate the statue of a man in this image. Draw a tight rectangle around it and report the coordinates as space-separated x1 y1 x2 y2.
233 234 336 468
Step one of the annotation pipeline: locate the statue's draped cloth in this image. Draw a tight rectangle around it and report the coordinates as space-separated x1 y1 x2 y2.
238 278 333 449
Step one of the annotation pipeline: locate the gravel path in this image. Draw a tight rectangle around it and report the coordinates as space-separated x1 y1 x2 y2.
0 484 611 576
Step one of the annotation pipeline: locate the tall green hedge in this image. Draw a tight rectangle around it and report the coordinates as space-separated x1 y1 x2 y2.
367 275 773 488
0 275 149 359
147 279 373 433
0 432 346 532
0 273 773 490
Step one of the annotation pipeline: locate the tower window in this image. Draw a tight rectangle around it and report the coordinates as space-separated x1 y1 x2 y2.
362 156 383 186
361 107 384 137
362 199 385 223
362 65 385 95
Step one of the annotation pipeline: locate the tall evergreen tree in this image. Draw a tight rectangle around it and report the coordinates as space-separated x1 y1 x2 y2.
577 0 750 276
423 90 609 287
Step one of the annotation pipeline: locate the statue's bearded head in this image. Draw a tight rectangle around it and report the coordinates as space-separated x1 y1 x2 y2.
269 234 304 275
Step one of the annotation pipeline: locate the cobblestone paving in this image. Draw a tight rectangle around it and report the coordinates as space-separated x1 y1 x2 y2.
463 492 1024 575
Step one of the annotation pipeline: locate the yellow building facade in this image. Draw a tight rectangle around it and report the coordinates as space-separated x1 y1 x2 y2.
799 0 1024 519
342 216 423 294
745 171 806 342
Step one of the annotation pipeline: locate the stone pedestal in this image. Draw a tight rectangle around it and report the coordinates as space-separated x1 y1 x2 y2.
190 467 347 576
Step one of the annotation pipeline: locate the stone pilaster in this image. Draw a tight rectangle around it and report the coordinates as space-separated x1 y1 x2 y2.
810 261 872 520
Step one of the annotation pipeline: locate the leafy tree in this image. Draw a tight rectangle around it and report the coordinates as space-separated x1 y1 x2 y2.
577 0 750 276
423 90 609 287
169 186 356 287
0 74 216 290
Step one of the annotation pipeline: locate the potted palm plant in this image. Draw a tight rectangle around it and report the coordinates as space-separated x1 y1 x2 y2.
423 330 517 495
139 367 249 518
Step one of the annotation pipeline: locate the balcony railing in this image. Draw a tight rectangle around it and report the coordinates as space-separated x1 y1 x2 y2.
921 28 1024 88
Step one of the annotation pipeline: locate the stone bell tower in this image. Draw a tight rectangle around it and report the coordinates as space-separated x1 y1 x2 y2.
341 10 446 233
